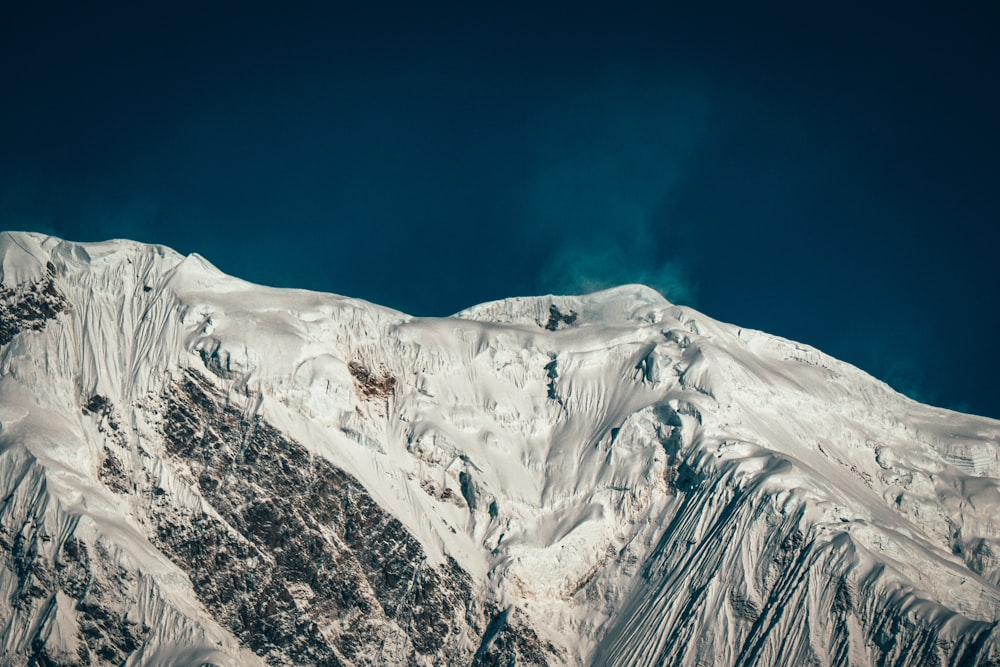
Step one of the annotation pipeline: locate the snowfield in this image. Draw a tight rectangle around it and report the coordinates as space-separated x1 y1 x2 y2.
0 231 998 666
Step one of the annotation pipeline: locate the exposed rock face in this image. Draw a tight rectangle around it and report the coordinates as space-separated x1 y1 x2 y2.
149 369 495 666
1 364 557 667
472 607 557 666
0 262 67 347
0 463 148 666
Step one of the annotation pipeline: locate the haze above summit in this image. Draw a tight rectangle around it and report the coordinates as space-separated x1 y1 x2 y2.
1 3 997 416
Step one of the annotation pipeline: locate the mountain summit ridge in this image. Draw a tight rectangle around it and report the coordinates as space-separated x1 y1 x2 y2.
0 231 998 666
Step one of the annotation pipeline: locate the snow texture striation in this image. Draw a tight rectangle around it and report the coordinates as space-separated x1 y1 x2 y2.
0 231 998 666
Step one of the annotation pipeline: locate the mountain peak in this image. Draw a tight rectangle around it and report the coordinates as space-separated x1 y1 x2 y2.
1 234 998 666
0 231 53 286
453 283 671 328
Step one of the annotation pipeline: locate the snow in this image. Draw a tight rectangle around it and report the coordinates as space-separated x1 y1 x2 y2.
0 232 50 286
0 231 998 665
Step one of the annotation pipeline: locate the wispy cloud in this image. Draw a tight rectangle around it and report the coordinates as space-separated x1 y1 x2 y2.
537 226 696 304
526 77 711 304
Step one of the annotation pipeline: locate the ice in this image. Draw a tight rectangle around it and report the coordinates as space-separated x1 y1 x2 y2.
0 231 998 665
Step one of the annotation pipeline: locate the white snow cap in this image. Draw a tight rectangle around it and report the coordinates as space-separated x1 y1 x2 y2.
0 231 998 667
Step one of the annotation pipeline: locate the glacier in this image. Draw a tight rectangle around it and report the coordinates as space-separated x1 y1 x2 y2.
0 230 998 666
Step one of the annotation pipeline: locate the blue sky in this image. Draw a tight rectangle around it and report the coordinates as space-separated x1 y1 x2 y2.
1 3 998 417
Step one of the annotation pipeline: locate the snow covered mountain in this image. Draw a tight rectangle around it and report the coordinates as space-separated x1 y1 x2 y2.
0 231 998 666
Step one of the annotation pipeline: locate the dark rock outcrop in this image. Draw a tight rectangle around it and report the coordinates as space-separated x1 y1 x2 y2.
148 369 541 666
0 263 67 347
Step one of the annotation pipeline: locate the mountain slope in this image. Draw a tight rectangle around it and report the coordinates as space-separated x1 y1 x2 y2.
0 231 998 666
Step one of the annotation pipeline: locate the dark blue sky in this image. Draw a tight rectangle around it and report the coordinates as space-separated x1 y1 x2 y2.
2 3 998 417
